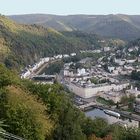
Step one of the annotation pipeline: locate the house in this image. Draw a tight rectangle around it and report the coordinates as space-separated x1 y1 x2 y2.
21 70 31 79
104 47 110 52
54 55 63 59
63 54 70 58
70 53 76 56
77 68 86 75
114 58 126 66
108 66 115 73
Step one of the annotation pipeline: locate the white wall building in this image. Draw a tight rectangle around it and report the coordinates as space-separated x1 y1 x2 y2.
21 70 31 79
70 53 76 56
77 68 86 75
63 54 70 58
108 66 115 73
104 47 110 52
67 82 129 98
114 58 126 66
54 55 63 59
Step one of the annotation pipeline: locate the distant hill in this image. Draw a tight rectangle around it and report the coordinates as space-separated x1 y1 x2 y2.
9 14 140 40
1 15 124 70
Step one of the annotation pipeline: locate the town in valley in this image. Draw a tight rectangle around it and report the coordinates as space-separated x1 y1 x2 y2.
21 41 140 128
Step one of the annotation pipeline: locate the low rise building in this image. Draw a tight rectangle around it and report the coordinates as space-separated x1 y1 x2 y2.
70 53 76 56
114 58 126 66
104 47 110 52
21 70 31 79
63 54 70 58
77 68 86 75
67 82 129 98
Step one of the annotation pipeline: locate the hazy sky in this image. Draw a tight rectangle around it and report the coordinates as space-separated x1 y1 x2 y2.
1 0 140 15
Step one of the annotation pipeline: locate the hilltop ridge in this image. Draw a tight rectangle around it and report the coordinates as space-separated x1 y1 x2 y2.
9 14 140 40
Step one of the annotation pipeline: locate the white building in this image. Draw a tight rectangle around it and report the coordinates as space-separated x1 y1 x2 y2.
54 55 63 59
70 53 76 56
63 54 70 58
21 70 31 79
64 69 74 77
67 82 129 98
41 57 50 63
114 58 126 66
104 47 110 52
77 68 86 75
108 66 115 73
128 48 134 52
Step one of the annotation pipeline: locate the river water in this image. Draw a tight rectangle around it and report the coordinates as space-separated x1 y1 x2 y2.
85 108 139 128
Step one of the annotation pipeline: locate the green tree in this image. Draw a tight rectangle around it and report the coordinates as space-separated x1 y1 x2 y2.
23 82 87 140
0 64 20 88
0 86 53 140
81 117 109 138
0 64 13 87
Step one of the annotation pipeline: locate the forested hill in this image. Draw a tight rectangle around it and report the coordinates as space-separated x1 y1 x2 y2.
9 14 140 40
0 15 124 70
0 15 97 69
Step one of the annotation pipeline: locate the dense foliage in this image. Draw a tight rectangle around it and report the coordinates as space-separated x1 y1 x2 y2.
0 15 125 70
0 16 98 70
1 64 140 139
42 61 64 75
131 70 140 80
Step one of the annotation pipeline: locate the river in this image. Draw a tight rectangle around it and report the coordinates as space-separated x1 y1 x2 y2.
85 108 139 128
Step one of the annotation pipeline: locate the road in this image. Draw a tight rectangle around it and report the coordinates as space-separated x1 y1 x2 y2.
29 59 61 79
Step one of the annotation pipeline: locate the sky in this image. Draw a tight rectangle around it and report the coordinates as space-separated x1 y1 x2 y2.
0 0 140 15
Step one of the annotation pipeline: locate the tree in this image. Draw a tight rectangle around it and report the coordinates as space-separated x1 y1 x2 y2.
112 125 140 140
0 86 53 140
131 70 140 80
103 134 112 140
120 95 135 105
88 134 102 140
81 117 109 138
0 64 20 88
0 64 13 87
23 82 87 140
92 118 109 137
81 117 95 136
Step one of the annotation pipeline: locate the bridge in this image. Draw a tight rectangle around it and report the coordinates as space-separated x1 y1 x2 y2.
77 102 97 110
